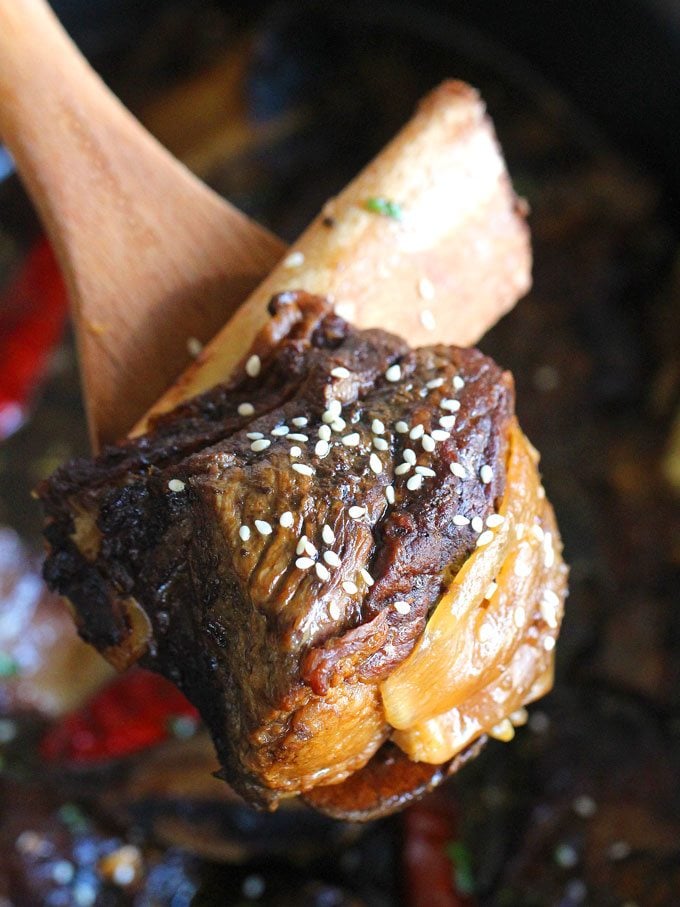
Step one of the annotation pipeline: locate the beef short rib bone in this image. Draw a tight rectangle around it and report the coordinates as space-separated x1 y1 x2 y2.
39 293 567 812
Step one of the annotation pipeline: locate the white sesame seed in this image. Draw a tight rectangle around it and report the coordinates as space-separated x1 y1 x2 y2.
393 600 411 615
251 439 271 452
485 581 498 599
283 250 305 268
315 562 330 581
514 607 526 628
439 415 457 430
395 463 412 475
292 417 308 427
395 421 409 434
415 466 436 477
531 524 545 542
342 432 361 446
315 439 330 458
514 559 532 577
480 464 493 484
510 707 529 727
516 523 525 539
422 434 435 452
426 377 444 389
245 354 261 377
292 463 315 477
279 512 294 528
418 276 435 300
168 479 185 492
349 505 366 519
385 485 395 504
420 308 436 331
373 437 388 451
490 719 515 742
322 525 335 545
296 536 308 555
372 419 385 435
441 398 460 412
537 485 546 499
543 635 556 651
303 539 317 557
239 525 251 541
342 581 358 594
288 433 308 442
471 516 484 533
403 448 417 465
478 622 493 643
187 336 203 357
369 453 382 474
331 418 346 432
331 366 350 379
326 399 342 419
385 364 402 382
296 557 314 570
476 530 494 548
328 601 341 620
360 568 374 586
543 588 560 607
271 424 289 437
324 551 341 568
407 475 423 491
247 431 264 440
409 424 424 440
238 402 255 417
318 424 331 441
289 446 302 458
453 376 465 390
431 430 450 442
255 519 273 536
450 462 466 479
544 534 555 568
486 514 505 528
453 515 470 526
540 598 559 629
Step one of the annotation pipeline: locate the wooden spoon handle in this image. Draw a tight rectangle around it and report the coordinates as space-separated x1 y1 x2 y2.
0 0 284 449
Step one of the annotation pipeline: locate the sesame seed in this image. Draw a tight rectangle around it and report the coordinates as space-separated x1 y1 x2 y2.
441 398 460 412
303 539 317 557
514 607 526 627
289 446 302 458
393 600 411 615
238 402 255 417
540 598 559 629
292 463 314 477
439 415 457 430
296 536 308 555
453 515 470 526
255 520 273 536
373 437 389 451
385 364 402 382
360 568 374 586
279 512 294 528
395 421 409 434
478 622 493 643
342 581 358 594
516 522 525 539
315 562 330 581
292 417 308 427
480 464 493 484
431 429 450 441
322 525 335 545
453 376 465 390
186 336 203 357
342 433 361 446
418 276 435 300
415 466 436 477
476 530 494 547
349 505 366 519
324 551 341 568
450 462 466 479
318 424 331 441
395 463 412 475
247 431 264 440
531 524 545 542
168 479 185 492
372 419 385 434
315 439 330 458
420 308 436 331
245 354 261 377
328 601 341 620
296 557 314 570
324 400 342 421
544 535 555 568
331 418 346 432
403 448 417 465
490 718 515 742
409 424 424 440
426 377 444 389
284 250 305 268
543 636 556 651
369 453 383 474
471 516 484 533
485 581 498 599
514 559 532 578
510 707 529 727
407 475 423 491
239 525 251 541
288 433 308 442
537 486 546 499
542 588 560 607
271 425 289 437
422 434 435 452
385 485 395 504
251 439 271 452
331 366 350 379
486 514 505 528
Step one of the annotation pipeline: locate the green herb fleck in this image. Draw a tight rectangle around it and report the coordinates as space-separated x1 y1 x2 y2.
364 197 403 220
446 840 475 896
0 652 19 679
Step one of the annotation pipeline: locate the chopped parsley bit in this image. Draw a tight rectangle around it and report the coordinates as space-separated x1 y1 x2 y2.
364 196 403 220
446 840 476 896
0 652 19 679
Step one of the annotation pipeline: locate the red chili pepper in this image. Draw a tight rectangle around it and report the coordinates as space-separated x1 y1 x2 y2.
0 238 68 439
40 668 199 765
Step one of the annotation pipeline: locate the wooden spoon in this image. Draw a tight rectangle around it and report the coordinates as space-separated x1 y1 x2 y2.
0 0 285 450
